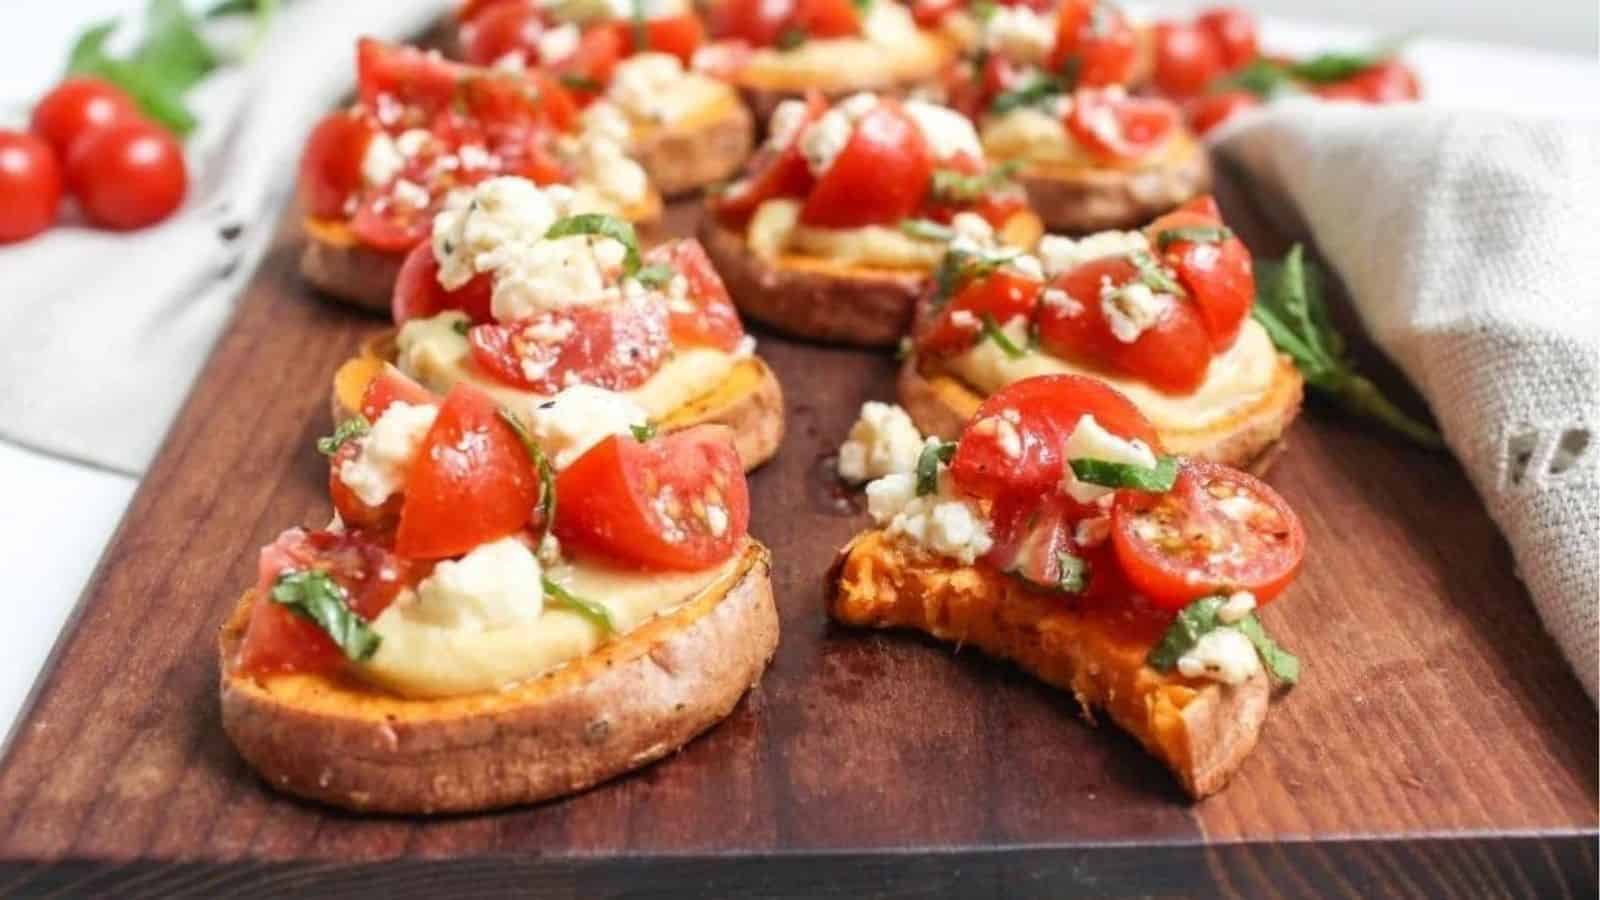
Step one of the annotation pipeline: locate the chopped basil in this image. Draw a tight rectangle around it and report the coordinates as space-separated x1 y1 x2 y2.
270 570 381 662
915 439 957 496
1252 244 1443 448
851 0 874 11
1213 58 1295 99
315 416 369 456
1057 552 1088 593
980 314 1026 360
451 318 470 336
1156 226 1233 250
634 263 675 289
630 422 657 442
1289 50 1385 84
558 72 603 92
988 75 1064 116
545 213 642 273
543 577 615 633
1146 595 1300 684
928 161 1021 205
970 0 996 21
1233 615 1301 684
776 26 808 50
497 409 558 537
1129 250 1183 295
932 248 1009 304
1069 455 1179 492
629 0 649 49
900 218 956 242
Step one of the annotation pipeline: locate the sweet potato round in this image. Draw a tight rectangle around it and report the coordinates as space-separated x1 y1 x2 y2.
1015 137 1213 235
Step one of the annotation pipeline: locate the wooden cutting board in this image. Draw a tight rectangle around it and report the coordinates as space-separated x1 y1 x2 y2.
0 176 1594 898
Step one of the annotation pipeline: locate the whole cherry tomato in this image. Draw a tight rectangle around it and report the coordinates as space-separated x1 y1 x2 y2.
67 119 187 230
1152 22 1224 98
1195 6 1259 71
30 77 139 157
0 130 63 242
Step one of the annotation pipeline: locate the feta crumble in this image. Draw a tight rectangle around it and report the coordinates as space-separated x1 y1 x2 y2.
1037 230 1151 277
528 384 649 469
1059 414 1159 504
1176 628 1261 685
412 537 544 630
903 99 985 162
337 401 439 507
1100 279 1172 343
865 457 994 565
837 402 925 483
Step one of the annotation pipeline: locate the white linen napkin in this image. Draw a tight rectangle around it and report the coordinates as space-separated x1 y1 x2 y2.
0 0 445 475
1218 100 1600 700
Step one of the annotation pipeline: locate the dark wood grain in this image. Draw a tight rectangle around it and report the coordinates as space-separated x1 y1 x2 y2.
0 177 1593 897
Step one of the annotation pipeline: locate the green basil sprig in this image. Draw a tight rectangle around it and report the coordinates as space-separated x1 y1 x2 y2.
497 409 558 538
1251 244 1443 449
543 577 615 633
900 218 956 242
559 73 603 92
316 416 369 456
270 570 381 662
928 161 1021 205
1069 455 1179 492
932 248 1015 304
1129 250 1183 295
980 314 1026 360
630 423 658 442
915 439 957 496
1147 595 1299 685
545 214 643 273
989 75 1065 116
1057 552 1088 593
634 263 675 288
1156 226 1233 250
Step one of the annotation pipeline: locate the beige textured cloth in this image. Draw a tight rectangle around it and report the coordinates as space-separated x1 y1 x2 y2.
1219 101 1600 700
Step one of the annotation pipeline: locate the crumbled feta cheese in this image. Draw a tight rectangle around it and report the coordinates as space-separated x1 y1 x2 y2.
1074 515 1110 548
861 0 917 43
705 503 729 537
537 23 581 63
391 178 430 210
903 99 984 162
950 211 995 244
337 401 439 507
969 408 1024 459
609 53 688 120
360 132 405 187
493 50 527 71
1037 230 1150 277
1007 252 1044 281
865 462 994 565
528 384 648 469
949 309 981 330
412 537 544 630
1217 591 1258 624
395 128 434 158
690 42 742 74
1059 414 1159 504
733 334 757 358
799 93 878 176
458 144 494 171
766 98 811 150
431 177 574 290
1215 494 1263 522
581 100 633 146
1040 286 1084 317
1100 280 1173 343
837 402 925 483
653 486 688 543
983 4 1057 67
491 233 628 320
574 133 650 207
1176 628 1261 684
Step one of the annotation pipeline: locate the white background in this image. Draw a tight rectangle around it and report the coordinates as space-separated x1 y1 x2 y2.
0 1 1596 745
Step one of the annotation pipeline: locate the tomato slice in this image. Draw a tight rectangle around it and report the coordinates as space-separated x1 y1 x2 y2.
1196 6 1259 71
1111 459 1305 609
395 383 542 559
715 0 792 46
1050 0 1138 87
645 239 745 351
348 189 434 253
712 93 825 223
466 297 671 393
357 38 463 115
299 111 377 220
1066 88 1180 164
1185 90 1260 136
460 0 545 66
1035 256 1213 393
622 14 707 63
236 528 416 676
393 240 495 325
915 270 1042 356
1152 21 1223 98
360 365 436 422
799 101 933 229
949 374 1160 503
792 0 862 39
554 426 749 570
551 26 626 100
1143 196 1253 351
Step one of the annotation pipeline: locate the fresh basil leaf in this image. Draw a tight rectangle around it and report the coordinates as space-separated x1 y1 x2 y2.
1146 595 1226 671
989 75 1064 116
1289 50 1381 84
559 72 602 92
66 20 119 73
851 0 874 12
970 0 997 22
1129 250 1183 295
1069 455 1179 492
629 0 650 48
915 439 957 496
1057 552 1087 593
497 409 558 537
316 416 370 456
1156 226 1234 250
545 213 642 273
451 318 471 336
929 161 1021 205
1213 58 1294 99
776 26 808 50
932 248 1009 304
543 577 615 633
630 422 657 442
1233 615 1301 684
900 218 955 242
634 263 675 288
271 570 381 662
62 1 218 137
137 0 217 93
980 313 1026 360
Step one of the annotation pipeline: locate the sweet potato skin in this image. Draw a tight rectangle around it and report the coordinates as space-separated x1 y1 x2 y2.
632 96 755 197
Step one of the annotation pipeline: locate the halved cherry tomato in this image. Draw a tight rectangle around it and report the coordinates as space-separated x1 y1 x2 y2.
645 239 745 351
460 0 545 66
622 14 707 63
915 270 1042 356
1152 21 1223 98
551 26 627 99
712 94 825 222
554 425 749 570
329 440 404 531
393 240 496 325
1186 90 1260 136
467 297 671 393
911 0 962 27
357 38 463 114
983 491 1099 589
949 374 1160 503
1111 458 1305 609
1050 0 1137 87
361 365 437 422
1195 7 1258 71
1143 196 1253 350
298 111 378 220
458 0 514 22
1313 59 1421 104
800 101 932 228
236 528 416 676
349 190 434 253
1035 256 1213 393
1066 88 1180 164
396 383 541 559
715 0 791 46
792 0 862 39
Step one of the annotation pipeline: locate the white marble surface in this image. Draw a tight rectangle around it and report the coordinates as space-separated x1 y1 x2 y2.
0 2 1596 745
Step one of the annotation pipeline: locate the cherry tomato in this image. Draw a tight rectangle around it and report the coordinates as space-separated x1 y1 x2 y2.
349 189 433 252
1066 88 1179 164
467 297 671 393
1152 21 1223 98
716 0 794 46
393 240 496 325
1143 196 1253 350
949 374 1160 503
67 119 187 230
1314 59 1421 104
712 94 825 222
458 0 513 22
645 239 745 351
1111 458 1305 609
554 425 749 570
236 528 417 676
1050 0 1138 88
1186 90 1260 136
624 14 707 63
460 0 545 67
983 490 1099 589
329 440 404 531
911 0 962 27
800 101 932 228
0 131 63 243
792 0 861 39
360 365 437 422
551 25 627 99
30 77 139 157
298 111 378 220
1195 7 1258 71
915 270 1042 356
396 383 542 559
357 38 463 115
1035 256 1213 393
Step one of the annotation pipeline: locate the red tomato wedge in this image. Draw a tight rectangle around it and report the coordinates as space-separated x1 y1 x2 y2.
357 38 462 113
459 0 544 66
298 111 377 220
360 365 436 422
1143 196 1254 351
792 0 862 39
915 270 1042 356
983 491 1098 589
645 239 745 351
395 384 542 559
349 190 434 252
1152 21 1223 98
1066 88 1180 164
393 240 495 325
237 529 416 676
467 297 671 393
715 0 790 46
1111 459 1305 609
1185 90 1260 136
621 14 707 63
1196 6 1259 71
712 93 825 222
554 426 750 570
799 101 933 229
1050 0 1138 87
551 26 627 100
949 374 1160 503
329 440 404 531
